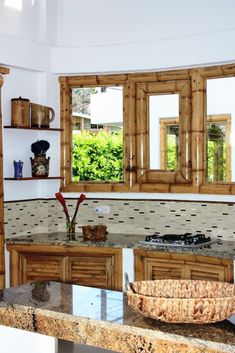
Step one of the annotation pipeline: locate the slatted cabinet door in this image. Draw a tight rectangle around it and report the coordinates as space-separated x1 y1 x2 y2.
67 247 122 290
20 253 67 284
134 249 233 283
7 244 123 290
68 255 113 289
142 258 186 281
185 262 229 282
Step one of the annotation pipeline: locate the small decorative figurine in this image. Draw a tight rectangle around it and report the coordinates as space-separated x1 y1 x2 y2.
30 140 50 177
13 160 23 179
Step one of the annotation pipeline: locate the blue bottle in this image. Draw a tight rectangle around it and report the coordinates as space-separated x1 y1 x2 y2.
13 160 23 178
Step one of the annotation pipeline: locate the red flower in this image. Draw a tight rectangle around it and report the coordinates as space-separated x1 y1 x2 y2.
72 193 87 224
55 192 87 225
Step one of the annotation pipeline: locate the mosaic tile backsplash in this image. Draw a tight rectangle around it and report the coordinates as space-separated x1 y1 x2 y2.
4 198 235 241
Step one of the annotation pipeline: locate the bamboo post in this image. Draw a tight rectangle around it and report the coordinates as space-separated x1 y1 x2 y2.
0 68 10 288
136 83 148 181
191 71 206 191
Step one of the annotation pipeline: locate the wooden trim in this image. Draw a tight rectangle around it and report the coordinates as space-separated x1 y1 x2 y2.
0 66 10 75
59 75 132 192
4 126 63 131
5 177 63 181
160 114 231 181
194 64 235 194
59 62 235 194
135 79 191 185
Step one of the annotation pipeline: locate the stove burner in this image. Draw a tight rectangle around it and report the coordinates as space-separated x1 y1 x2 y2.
143 233 213 247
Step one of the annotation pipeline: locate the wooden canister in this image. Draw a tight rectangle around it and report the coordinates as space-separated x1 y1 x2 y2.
11 97 30 127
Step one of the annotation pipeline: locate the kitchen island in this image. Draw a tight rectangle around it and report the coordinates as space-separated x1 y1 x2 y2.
0 280 234 353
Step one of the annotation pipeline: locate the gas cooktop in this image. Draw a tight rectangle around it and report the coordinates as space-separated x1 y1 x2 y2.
139 233 219 248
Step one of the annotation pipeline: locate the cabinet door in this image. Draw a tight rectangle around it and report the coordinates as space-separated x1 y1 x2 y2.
134 250 233 283
68 255 115 289
185 262 228 282
20 253 67 284
140 257 185 281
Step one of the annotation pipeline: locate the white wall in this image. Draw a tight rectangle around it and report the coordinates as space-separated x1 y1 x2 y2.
56 0 235 47
52 0 235 74
0 0 60 201
0 0 43 42
0 0 52 71
1 0 235 201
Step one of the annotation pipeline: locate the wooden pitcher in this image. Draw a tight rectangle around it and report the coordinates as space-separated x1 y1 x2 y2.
30 103 55 128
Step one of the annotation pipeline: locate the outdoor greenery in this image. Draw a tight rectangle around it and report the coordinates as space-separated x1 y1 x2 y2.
166 123 227 181
206 123 226 182
72 130 123 181
166 134 178 170
72 87 98 115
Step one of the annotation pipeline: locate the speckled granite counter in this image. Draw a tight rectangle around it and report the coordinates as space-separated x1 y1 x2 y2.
5 232 235 259
0 281 234 353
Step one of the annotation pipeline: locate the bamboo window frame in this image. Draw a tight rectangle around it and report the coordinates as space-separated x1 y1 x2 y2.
59 63 235 194
160 114 231 181
135 79 192 185
192 64 235 195
59 75 137 193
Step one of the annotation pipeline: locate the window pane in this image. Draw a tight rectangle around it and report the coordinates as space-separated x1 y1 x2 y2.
206 121 227 182
166 125 179 170
72 87 123 182
206 77 234 182
149 94 179 170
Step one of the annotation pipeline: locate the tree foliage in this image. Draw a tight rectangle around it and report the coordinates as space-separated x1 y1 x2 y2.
72 130 123 181
72 88 98 115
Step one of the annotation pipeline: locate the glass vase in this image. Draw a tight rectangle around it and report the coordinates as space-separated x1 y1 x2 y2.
66 220 76 241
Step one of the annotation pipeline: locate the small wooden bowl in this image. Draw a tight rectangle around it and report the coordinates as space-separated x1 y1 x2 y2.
82 224 107 242
127 279 235 324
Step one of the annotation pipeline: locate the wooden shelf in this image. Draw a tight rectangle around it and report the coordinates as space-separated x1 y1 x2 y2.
4 177 63 181
4 126 63 131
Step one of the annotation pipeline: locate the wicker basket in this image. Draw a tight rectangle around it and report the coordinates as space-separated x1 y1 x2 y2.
127 279 235 324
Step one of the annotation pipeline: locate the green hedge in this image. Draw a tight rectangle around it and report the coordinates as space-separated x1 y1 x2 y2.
72 130 123 181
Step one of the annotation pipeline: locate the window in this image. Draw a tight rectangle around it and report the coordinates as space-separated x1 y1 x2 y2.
135 79 191 186
59 63 235 195
59 75 131 192
160 115 231 181
71 87 123 183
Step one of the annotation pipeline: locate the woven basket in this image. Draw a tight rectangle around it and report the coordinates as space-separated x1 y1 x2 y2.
127 279 235 324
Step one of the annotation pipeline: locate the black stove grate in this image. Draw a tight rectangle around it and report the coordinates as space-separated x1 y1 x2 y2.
144 233 211 246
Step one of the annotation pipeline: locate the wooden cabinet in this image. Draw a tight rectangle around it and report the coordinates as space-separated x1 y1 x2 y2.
7 244 122 290
20 253 67 283
134 249 233 283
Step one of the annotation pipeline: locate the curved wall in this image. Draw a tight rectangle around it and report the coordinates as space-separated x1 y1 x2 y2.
1 0 235 201
52 0 235 74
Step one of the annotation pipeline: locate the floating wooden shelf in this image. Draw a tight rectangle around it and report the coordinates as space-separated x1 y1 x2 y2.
4 177 63 181
4 126 63 131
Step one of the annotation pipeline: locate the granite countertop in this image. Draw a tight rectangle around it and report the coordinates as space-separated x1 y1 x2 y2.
0 281 234 353
6 232 235 259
